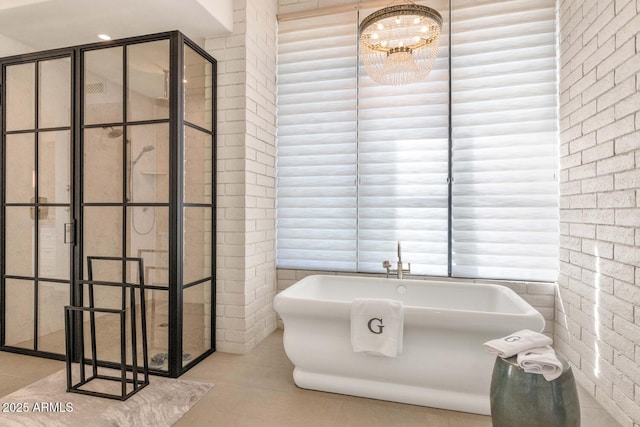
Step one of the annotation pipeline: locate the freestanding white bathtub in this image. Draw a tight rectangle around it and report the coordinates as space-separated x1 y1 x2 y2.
274 274 545 415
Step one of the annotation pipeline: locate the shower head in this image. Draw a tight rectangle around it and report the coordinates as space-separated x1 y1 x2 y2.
155 97 169 108
132 145 156 166
104 126 123 138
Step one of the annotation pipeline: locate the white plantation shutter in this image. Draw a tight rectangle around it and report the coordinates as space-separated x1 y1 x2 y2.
450 0 558 281
277 0 558 282
277 12 359 271
356 3 450 275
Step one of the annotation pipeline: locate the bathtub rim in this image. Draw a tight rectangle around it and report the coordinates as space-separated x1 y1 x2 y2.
274 273 545 319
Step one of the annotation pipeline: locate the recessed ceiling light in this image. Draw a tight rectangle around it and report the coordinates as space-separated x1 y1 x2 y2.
97 34 111 41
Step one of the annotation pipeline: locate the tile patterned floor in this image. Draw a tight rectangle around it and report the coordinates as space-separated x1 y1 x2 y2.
0 329 623 426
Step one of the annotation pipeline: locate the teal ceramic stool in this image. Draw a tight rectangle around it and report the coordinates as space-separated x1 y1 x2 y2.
490 355 580 427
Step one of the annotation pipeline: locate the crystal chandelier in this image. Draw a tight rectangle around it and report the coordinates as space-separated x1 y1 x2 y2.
359 1 443 86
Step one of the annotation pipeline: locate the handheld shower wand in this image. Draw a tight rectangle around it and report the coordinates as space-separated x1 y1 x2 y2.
132 145 155 166
129 144 156 235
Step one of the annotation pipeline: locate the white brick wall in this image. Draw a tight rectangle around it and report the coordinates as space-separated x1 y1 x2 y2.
207 0 278 354
558 0 640 426
245 0 279 348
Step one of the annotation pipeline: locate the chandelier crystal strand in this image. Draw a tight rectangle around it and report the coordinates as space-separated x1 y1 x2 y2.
359 1 442 86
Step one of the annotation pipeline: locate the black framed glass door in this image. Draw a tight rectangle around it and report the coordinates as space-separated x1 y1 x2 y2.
1 53 73 356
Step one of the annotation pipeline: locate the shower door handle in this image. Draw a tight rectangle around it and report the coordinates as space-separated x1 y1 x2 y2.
64 222 75 244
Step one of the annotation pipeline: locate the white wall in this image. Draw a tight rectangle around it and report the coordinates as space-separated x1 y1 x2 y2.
207 0 278 353
0 33 34 57
557 0 640 426
195 0 234 33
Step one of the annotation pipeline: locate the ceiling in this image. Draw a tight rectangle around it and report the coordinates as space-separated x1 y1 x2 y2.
0 0 233 54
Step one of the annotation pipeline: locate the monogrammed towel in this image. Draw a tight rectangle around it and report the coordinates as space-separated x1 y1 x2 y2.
351 298 404 357
517 345 564 381
482 329 552 358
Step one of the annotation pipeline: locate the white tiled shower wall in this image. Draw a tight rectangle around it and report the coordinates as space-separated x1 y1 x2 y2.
557 0 640 426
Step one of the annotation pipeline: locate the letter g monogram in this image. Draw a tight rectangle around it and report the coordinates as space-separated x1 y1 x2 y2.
367 318 384 334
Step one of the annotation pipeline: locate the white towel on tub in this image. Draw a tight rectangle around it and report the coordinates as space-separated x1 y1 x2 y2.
517 345 564 381
351 298 404 357
482 329 552 358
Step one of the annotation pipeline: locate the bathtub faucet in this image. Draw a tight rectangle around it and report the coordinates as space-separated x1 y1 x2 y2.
383 241 411 279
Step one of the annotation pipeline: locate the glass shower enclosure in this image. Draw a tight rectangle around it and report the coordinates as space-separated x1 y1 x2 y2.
0 31 216 377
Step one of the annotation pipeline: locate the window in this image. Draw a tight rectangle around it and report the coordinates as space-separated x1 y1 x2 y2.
277 0 558 282
451 0 558 281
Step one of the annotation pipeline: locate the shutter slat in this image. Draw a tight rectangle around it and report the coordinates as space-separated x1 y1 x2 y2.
451 0 558 282
277 11 359 271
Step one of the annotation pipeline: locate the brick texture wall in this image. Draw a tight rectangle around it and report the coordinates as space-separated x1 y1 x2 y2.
557 0 640 425
244 0 279 347
206 0 278 354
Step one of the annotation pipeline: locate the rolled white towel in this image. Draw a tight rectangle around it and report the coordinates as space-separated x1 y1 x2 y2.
482 329 552 358
517 345 563 381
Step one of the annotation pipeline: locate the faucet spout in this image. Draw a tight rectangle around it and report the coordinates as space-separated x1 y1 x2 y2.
382 241 411 279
